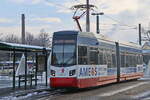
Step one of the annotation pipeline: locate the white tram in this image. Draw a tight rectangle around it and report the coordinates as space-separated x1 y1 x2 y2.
50 31 143 88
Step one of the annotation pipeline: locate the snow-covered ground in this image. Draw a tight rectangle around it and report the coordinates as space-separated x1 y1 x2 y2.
0 91 49 100
0 74 49 89
0 76 13 88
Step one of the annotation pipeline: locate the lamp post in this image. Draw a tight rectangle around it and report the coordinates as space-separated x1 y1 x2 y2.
92 12 104 34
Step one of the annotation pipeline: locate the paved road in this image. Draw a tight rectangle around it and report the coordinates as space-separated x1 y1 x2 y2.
37 80 150 100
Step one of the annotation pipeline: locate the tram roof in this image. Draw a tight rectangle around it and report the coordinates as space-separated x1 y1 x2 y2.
53 30 141 49
78 31 141 49
0 41 51 52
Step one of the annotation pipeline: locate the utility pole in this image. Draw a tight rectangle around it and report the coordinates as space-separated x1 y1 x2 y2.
139 24 142 45
86 0 90 32
92 12 104 34
96 15 99 33
116 42 120 83
22 14 25 44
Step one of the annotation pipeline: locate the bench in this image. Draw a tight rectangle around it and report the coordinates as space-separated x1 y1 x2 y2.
18 74 37 88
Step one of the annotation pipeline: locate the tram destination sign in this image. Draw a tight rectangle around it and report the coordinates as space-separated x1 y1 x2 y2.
54 40 75 44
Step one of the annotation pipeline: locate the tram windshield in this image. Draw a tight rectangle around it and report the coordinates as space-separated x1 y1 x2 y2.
51 37 76 67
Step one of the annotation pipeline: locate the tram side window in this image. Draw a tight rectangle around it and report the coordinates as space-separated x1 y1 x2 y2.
121 53 125 67
133 55 137 67
130 55 133 67
135 55 138 66
139 54 143 64
125 53 137 67
129 55 133 67
143 55 150 65
112 52 116 67
137 54 142 65
103 50 107 65
89 47 98 65
99 49 103 65
125 54 130 67
78 46 88 65
131 54 139 67
106 49 112 68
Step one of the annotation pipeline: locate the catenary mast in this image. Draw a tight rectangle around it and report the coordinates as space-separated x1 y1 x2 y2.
86 0 90 32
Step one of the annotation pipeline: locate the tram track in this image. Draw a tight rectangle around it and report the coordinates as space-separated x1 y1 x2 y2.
1 80 149 100
37 80 150 100
0 88 68 100
20 88 70 100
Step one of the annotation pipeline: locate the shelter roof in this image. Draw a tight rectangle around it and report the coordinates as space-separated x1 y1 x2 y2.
0 41 51 52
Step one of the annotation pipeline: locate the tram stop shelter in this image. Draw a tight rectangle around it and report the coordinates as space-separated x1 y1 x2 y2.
0 41 51 90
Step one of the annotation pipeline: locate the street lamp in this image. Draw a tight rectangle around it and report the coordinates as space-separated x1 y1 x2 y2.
92 12 104 34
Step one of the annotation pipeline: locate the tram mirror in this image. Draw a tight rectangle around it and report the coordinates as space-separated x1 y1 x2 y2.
37 55 46 72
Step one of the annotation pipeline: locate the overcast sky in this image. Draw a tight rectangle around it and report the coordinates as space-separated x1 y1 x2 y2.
0 0 150 43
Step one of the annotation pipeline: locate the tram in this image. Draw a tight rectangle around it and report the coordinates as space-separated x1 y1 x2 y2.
50 30 143 88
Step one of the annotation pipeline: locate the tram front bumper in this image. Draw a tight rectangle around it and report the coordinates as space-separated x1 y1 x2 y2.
50 77 77 88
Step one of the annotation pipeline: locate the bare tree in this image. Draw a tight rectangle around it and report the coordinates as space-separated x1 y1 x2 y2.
31 38 40 46
0 33 4 41
26 32 34 45
38 29 51 47
5 34 20 43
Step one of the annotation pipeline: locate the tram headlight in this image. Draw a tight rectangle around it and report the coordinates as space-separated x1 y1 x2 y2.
51 70 55 76
69 70 76 76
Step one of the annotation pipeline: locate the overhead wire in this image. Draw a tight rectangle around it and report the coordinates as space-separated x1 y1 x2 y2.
103 15 137 28
45 0 73 11
45 0 138 31
90 0 138 30
73 0 81 4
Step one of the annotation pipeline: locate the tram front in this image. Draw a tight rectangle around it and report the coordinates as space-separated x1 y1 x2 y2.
50 31 78 88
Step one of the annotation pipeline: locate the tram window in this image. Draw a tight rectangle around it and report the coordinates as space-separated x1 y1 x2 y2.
52 44 76 66
121 54 125 67
63 44 76 66
125 55 130 67
132 55 134 66
143 55 150 65
130 55 133 67
134 55 136 65
52 45 63 66
139 55 143 64
135 55 138 66
99 50 103 65
133 55 137 66
137 54 141 64
78 46 88 65
106 50 112 68
127 54 137 67
89 47 98 65
103 50 107 65
129 55 133 67
130 55 132 66
112 53 116 67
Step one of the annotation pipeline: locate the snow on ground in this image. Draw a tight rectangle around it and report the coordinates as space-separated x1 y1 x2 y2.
0 91 49 100
132 91 150 100
0 74 49 89
98 82 149 97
